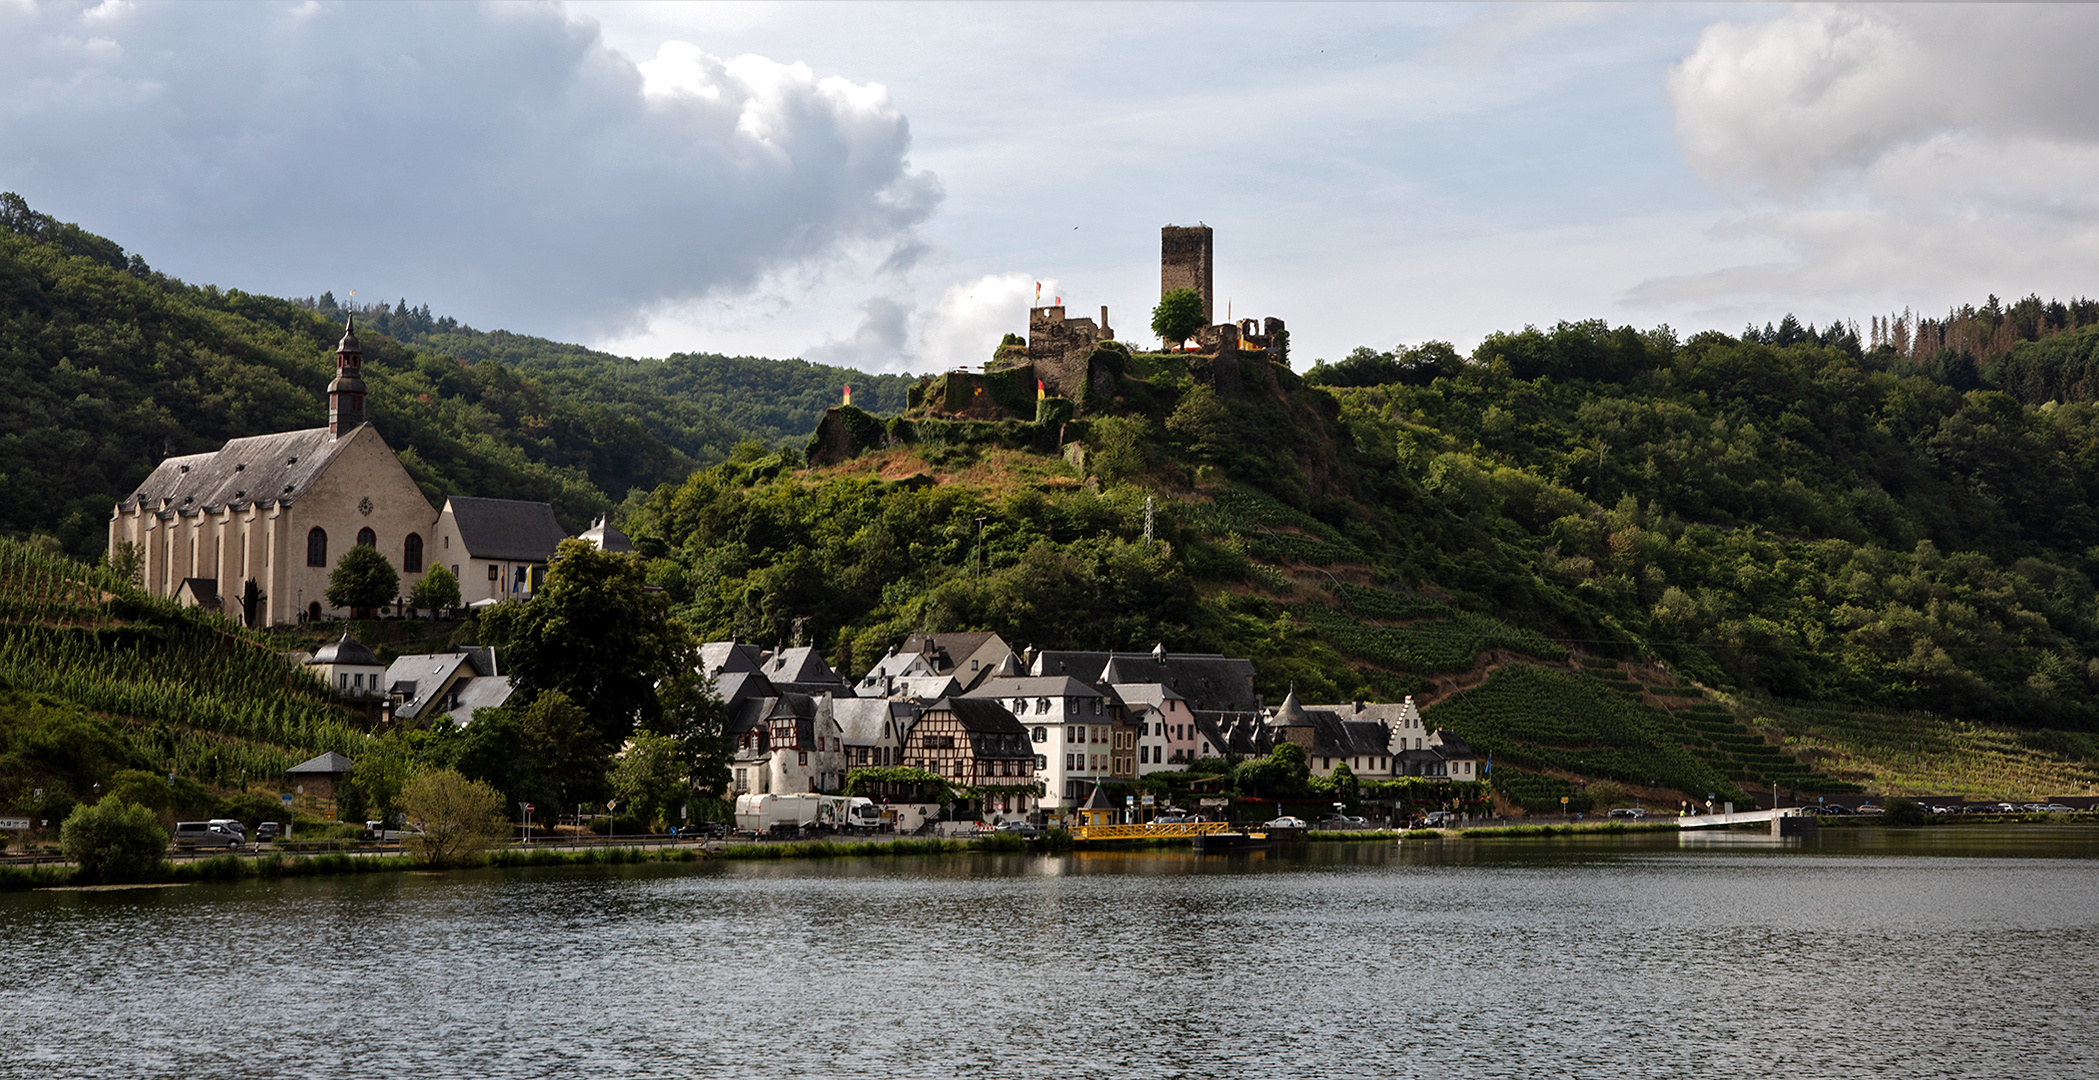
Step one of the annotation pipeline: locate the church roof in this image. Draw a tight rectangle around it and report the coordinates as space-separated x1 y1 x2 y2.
119 427 354 514
443 496 570 563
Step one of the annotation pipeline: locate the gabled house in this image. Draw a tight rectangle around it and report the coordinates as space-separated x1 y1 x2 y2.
966 674 1112 809
728 688 849 796
431 495 571 605
835 697 920 770
383 646 512 727
904 697 1037 817
1115 683 1198 776
863 632 1014 695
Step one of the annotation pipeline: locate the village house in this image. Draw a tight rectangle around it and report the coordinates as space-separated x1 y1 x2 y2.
382 646 513 727
966 672 1112 810
903 697 1036 818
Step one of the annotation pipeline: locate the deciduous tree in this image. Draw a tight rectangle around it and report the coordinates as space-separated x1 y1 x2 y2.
326 544 399 613
1151 287 1206 349
60 795 167 883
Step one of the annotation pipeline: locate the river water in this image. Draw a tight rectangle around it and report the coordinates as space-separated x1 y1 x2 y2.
4 826 2096 1079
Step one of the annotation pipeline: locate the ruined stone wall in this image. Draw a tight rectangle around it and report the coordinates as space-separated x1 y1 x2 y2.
1028 305 1117 402
1161 225 1214 324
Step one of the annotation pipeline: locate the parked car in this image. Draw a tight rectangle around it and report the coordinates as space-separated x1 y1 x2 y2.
172 821 244 849
1314 815 1367 830
681 821 729 839
2042 804 2076 813
1261 816 1308 830
1608 808 1649 819
253 821 282 842
993 820 1041 838
1420 811 1456 827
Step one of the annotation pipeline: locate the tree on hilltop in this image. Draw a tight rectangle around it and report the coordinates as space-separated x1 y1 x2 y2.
1152 288 1206 349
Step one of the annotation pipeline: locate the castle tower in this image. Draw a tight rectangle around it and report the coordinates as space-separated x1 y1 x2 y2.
1161 224 1214 325
327 314 367 438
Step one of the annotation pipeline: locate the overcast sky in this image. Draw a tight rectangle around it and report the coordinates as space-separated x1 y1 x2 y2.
4 2 2095 374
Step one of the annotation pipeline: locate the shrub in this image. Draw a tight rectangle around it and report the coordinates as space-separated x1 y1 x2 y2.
400 768 507 868
60 795 168 884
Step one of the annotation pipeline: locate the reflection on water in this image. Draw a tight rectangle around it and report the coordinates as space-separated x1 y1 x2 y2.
3 827 2095 1079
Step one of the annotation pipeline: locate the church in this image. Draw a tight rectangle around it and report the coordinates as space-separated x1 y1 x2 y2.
108 317 570 625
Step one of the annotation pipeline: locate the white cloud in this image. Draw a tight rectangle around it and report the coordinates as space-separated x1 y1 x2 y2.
0 1 939 341
1649 5 2099 313
913 273 1047 373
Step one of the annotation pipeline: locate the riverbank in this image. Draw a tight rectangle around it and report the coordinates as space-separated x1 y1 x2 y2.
0 832 1055 891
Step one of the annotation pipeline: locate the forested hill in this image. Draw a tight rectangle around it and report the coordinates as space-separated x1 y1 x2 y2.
629 302 2099 750
0 195 902 557
319 297 917 446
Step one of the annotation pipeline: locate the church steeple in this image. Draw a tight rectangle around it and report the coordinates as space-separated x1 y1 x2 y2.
328 314 367 437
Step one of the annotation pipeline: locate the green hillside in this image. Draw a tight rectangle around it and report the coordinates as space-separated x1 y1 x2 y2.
0 194 909 558
316 296 918 447
0 538 373 825
4 192 2097 804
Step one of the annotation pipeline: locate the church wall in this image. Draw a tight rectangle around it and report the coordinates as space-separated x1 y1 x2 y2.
280 425 439 622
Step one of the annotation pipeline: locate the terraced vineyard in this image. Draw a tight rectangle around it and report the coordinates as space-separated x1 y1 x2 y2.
1569 658 1855 796
0 540 368 786
1423 664 1733 799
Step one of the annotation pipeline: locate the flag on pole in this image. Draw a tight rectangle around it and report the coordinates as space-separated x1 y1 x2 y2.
1034 282 1041 306
1037 379 1046 400
1054 296 1061 307
843 384 852 406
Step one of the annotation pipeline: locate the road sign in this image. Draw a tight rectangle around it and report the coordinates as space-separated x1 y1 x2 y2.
1141 794 1155 806
0 818 30 831
280 793 294 807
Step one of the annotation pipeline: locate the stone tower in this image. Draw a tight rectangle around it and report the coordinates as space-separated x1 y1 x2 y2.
327 314 367 438
1161 224 1214 325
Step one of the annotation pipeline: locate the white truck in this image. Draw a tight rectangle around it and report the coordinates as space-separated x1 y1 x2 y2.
735 794 883 836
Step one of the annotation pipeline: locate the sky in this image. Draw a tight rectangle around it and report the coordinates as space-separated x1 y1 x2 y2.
3 1 2096 374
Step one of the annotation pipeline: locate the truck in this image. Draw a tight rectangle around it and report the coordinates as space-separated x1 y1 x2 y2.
734 794 884 836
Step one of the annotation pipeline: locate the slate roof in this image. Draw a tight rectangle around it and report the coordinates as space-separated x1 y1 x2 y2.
578 515 634 553
309 633 382 668
1031 650 1260 713
924 696 1027 736
288 751 355 775
444 496 570 563
701 641 767 677
119 427 352 514
1109 683 1187 712
834 698 919 745
762 646 851 694
383 649 507 723
967 675 1106 701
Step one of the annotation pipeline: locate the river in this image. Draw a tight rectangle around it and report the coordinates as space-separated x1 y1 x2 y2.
4 826 2096 1079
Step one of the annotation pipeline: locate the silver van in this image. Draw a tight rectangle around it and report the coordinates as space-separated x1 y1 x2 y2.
172 821 244 849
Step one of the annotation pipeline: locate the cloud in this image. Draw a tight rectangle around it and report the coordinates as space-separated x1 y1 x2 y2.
803 295 912 369
912 273 1047 374
0 1 940 340
1644 4 2099 311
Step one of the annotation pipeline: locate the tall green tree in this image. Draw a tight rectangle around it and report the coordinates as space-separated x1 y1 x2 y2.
648 660 735 803
1151 287 1206 348
479 538 675 743
326 545 399 613
409 562 461 614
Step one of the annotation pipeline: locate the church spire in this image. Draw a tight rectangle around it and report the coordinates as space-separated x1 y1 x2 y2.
328 314 367 438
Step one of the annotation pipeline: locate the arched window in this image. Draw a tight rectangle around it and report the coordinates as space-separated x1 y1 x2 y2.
306 527 328 567
402 533 424 573
356 527 376 547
